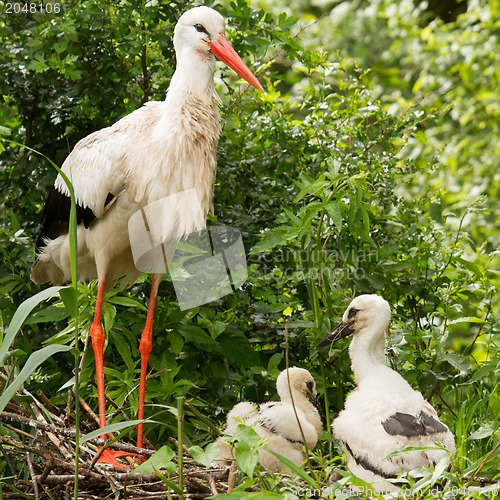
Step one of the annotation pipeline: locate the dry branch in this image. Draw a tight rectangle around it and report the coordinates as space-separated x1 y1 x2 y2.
0 386 230 499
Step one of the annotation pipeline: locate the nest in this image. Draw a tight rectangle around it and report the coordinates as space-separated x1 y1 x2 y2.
0 378 238 499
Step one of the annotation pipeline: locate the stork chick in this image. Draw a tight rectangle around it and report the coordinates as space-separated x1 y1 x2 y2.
317 294 455 491
214 367 324 473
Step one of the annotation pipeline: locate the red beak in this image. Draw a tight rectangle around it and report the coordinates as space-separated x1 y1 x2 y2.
210 36 264 92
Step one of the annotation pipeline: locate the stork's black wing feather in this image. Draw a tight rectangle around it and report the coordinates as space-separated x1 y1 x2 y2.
419 411 448 434
344 442 395 479
382 411 447 437
34 187 114 256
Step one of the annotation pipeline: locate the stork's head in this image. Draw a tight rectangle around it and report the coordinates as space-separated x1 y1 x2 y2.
276 367 317 400
316 294 391 348
174 6 263 91
276 367 326 427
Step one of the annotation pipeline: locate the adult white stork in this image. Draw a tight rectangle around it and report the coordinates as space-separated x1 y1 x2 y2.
214 367 324 472
316 295 455 491
31 6 263 466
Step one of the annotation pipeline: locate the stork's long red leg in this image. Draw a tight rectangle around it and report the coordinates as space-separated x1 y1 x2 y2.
90 278 107 437
137 273 162 449
90 277 134 467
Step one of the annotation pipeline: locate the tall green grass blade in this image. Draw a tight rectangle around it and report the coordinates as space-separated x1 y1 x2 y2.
0 344 71 413
153 469 183 496
0 286 63 366
177 396 185 500
264 448 319 489
10 140 82 497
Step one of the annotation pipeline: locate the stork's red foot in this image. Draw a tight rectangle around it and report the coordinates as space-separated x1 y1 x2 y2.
97 447 136 468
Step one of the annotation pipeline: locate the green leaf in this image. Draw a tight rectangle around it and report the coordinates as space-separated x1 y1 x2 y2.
438 353 471 373
135 445 176 474
178 325 217 345
59 286 77 316
418 370 437 392
267 352 283 373
189 442 220 468
251 227 290 254
153 468 182 494
415 130 427 145
448 316 485 326
81 419 153 443
107 295 148 311
0 286 63 365
233 424 262 448
0 344 72 413
234 440 259 478
385 445 444 459
168 330 184 355
468 424 498 440
325 201 343 232
264 448 319 489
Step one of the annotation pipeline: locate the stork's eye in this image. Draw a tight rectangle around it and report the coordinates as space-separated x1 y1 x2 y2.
194 23 208 35
348 307 360 319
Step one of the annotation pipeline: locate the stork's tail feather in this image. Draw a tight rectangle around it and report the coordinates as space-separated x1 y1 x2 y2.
31 253 64 285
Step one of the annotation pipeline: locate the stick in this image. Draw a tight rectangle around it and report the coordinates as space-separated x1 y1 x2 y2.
227 460 238 493
284 321 310 466
465 441 500 488
26 452 40 500
184 400 222 437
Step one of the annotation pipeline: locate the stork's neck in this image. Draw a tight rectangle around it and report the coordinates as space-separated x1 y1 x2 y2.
349 326 391 384
168 48 218 102
281 391 322 434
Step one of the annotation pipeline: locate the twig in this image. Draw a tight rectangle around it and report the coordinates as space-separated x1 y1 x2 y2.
31 402 74 461
0 443 16 476
465 441 500 488
168 436 189 454
431 387 458 419
463 475 498 485
227 460 238 493
38 459 54 484
36 390 63 416
26 452 40 500
184 399 222 437
208 475 218 496
284 321 310 466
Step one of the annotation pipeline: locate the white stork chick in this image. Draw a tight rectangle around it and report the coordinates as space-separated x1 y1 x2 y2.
214 367 324 473
30 6 262 466
317 295 455 491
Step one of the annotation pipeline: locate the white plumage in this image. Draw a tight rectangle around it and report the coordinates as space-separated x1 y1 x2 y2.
32 6 261 288
317 295 455 491
215 367 324 473
30 6 262 466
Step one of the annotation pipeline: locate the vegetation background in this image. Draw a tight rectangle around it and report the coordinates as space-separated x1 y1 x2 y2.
0 0 498 497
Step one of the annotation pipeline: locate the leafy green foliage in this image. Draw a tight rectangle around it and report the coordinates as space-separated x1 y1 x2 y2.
0 0 498 497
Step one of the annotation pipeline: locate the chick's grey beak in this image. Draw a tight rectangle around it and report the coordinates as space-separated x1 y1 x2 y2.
316 321 355 349
308 391 327 428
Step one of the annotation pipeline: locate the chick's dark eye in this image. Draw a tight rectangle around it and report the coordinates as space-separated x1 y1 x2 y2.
194 23 208 34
